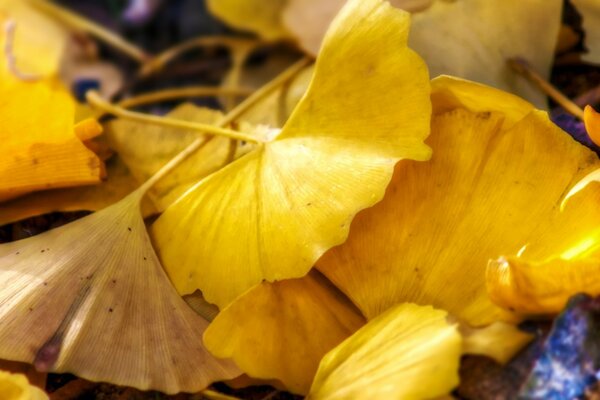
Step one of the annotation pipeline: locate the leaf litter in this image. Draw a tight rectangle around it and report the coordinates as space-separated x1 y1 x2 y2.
1 0 600 399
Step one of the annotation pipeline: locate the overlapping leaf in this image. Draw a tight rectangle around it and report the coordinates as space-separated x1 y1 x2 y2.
0 371 47 400
572 0 600 64
317 78 600 326
204 271 366 394
152 0 432 308
0 189 240 393
307 303 461 400
106 104 255 211
0 78 103 202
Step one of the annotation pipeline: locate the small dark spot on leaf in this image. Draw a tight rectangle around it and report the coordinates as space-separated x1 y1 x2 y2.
111 279 116 284
43 282 47 286
28 307 33 311
15 252 19 255
32 158 39 165
108 308 113 313
41 249 45 253
127 227 132 232
143 257 147 261
306 202 312 206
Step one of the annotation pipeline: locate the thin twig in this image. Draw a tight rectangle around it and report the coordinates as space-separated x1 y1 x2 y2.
508 57 584 119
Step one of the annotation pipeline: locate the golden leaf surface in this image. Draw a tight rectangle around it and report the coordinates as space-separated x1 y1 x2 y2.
0 190 240 394
317 100 600 326
0 371 47 400
0 79 103 202
152 0 432 308
204 271 366 394
307 303 461 400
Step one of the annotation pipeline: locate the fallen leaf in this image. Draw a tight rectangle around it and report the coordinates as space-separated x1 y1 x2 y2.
204 271 366 394
206 0 290 41
0 156 153 226
307 303 461 400
486 167 600 315
462 322 532 364
283 0 434 55
0 78 104 202
409 0 562 108
317 81 600 327
572 0 600 64
0 0 69 78
152 0 432 309
0 370 47 400
0 189 240 393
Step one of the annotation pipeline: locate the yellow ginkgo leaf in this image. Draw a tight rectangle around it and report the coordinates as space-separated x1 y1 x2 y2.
0 371 47 400
0 156 154 226
487 255 600 315
461 322 532 364
283 0 434 55
307 303 461 400
204 271 366 394
106 104 254 211
572 0 600 64
0 79 103 202
0 0 69 78
0 188 240 393
206 0 290 41
409 0 562 108
584 105 600 146
317 105 600 327
431 75 535 128
152 0 432 308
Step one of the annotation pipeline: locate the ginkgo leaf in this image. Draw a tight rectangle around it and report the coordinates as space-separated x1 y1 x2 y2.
0 0 69 78
0 78 103 202
0 371 47 400
152 0 432 308
431 75 534 128
409 0 562 108
572 0 600 64
306 303 461 400
317 98 600 326
204 271 366 394
584 105 600 146
461 322 532 364
487 254 600 315
283 0 434 55
206 0 290 41
0 157 154 226
106 104 254 211
0 189 240 393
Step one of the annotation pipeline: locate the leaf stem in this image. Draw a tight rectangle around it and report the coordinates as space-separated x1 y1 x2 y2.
86 91 261 144
116 86 253 110
29 0 149 63
508 57 584 119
